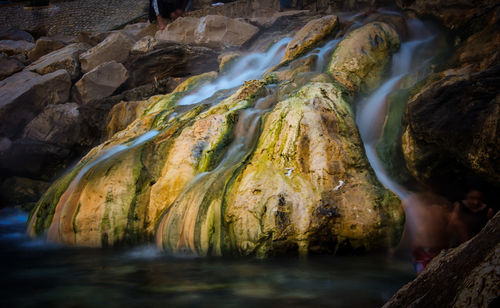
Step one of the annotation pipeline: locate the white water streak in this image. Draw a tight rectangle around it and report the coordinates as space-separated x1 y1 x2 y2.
177 37 291 106
356 19 439 198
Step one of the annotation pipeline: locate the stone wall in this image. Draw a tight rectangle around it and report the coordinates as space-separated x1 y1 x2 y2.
0 0 149 36
188 0 395 18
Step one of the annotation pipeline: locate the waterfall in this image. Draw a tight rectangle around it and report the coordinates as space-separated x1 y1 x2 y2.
177 37 291 106
355 18 439 198
27 11 446 254
41 130 160 243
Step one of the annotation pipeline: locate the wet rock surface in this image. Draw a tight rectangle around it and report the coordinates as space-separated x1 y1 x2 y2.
328 22 400 93
281 15 339 64
27 16 405 253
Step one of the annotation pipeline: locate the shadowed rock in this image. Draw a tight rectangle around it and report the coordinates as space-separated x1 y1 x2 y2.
401 65 500 192
0 139 71 180
27 37 67 62
0 70 71 139
0 54 24 80
384 211 500 308
25 42 91 81
23 103 82 147
0 176 50 207
73 61 129 104
124 42 219 88
0 40 35 56
79 32 136 73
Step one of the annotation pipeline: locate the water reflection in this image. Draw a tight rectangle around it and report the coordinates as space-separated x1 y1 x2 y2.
1 208 413 307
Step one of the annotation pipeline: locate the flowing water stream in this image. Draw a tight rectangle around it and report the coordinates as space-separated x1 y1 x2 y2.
1 11 448 307
356 18 439 198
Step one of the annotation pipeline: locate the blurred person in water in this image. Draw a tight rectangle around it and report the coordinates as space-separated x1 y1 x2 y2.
149 0 193 30
403 183 495 274
448 185 494 247
403 192 453 274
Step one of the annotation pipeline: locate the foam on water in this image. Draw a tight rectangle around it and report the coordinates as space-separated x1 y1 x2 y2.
124 245 163 260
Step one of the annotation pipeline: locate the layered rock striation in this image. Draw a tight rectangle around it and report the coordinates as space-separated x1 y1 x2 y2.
27 17 405 257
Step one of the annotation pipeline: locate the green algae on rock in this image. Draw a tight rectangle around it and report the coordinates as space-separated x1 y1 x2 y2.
328 22 400 94
27 76 270 247
27 16 406 254
224 82 403 257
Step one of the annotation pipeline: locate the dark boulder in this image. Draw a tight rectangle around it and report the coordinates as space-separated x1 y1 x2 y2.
401 65 500 198
384 211 500 307
124 42 219 89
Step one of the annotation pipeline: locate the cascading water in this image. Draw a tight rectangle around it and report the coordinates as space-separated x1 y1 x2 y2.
36 130 160 243
355 18 441 198
29 10 446 255
157 87 278 255
2 10 454 307
156 34 351 256
177 37 291 106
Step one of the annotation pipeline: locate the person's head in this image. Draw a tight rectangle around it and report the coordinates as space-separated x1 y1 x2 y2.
464 189 484 210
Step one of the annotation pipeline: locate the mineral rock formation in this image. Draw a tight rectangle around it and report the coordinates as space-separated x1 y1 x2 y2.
28 21 404 255
328 22 400 93
281 15 339 64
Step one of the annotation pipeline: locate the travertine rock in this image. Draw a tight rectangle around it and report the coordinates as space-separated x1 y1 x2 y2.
328 22 400 93
281 15 339 63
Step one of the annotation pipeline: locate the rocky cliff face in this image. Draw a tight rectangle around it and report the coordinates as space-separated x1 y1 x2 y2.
381 0 500 200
